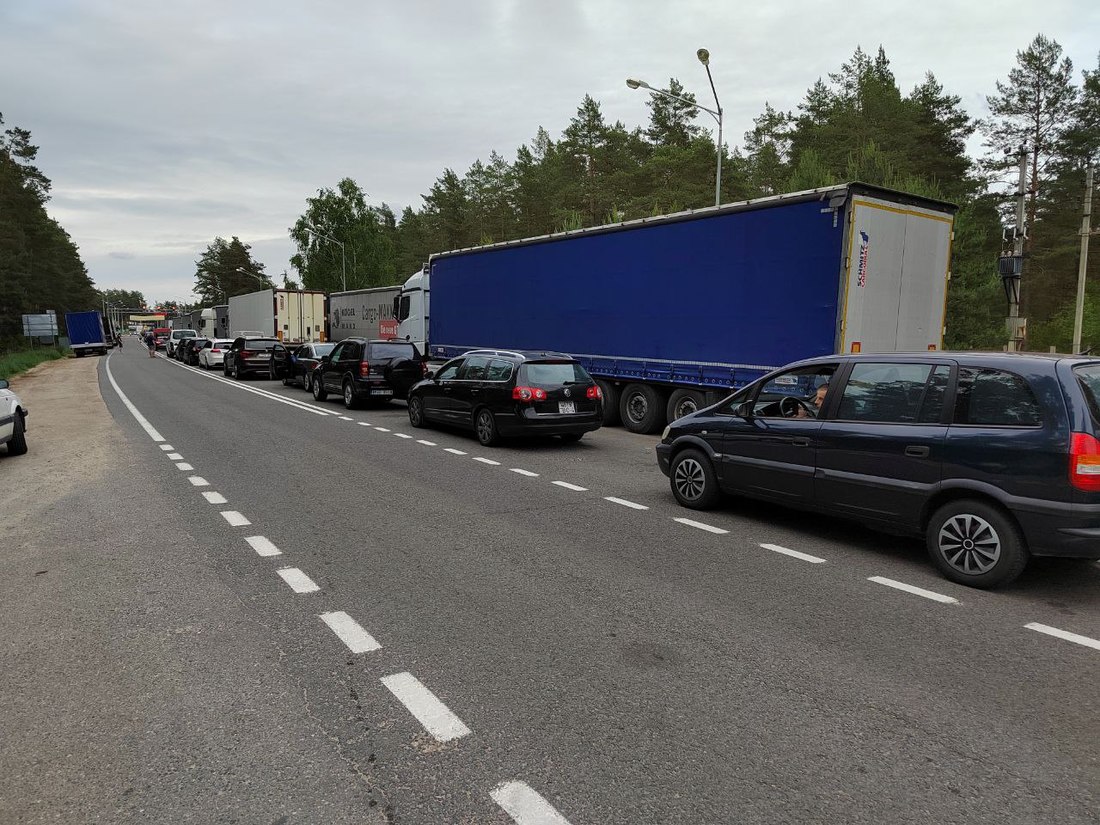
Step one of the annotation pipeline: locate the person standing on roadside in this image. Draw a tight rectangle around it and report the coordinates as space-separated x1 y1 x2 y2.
144 331 156 358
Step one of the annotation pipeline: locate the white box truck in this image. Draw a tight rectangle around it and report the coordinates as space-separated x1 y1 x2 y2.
227 289 327 342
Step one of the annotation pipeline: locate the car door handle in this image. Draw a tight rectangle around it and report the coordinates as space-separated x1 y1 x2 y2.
905 445 930 457
470 389 480 395
791 437 811 447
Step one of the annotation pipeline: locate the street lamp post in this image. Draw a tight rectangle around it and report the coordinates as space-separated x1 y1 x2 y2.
627 48 724 207
235 267 273 289
305 224 347 291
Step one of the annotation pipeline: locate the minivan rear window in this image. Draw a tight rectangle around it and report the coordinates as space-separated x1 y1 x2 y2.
520 361 591 387
954 367 1042 426
1074 365 1100 424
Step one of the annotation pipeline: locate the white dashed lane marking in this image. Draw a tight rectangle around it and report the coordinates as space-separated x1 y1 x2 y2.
220 511 251 527
380 672 471 742
445 448 467 455
552 481 588 492
188 476 209 487
673 517 728 534
759 543 826 564
490 781 573 825
358 422 372 426
604 496 648 510
394 433 413 439
319 611 382 653
338 416 353 421
1025 622 1100 652
417 440 437 446
202 491 227 504
473 457 501 466
175 462 194 471
868 576 958 604
245 536 282 557
374 426 391 432
159 445 174 451
277 567 320 594
510 468 539 477
166 452 183 460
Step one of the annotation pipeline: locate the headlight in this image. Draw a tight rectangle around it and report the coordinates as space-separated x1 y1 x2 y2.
661 425 671 440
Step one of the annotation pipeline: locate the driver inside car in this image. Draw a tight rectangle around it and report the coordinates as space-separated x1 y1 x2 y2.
796 383 829 418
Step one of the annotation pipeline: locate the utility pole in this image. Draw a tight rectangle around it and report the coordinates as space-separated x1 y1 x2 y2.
1073 165 1095 354
1000 145 1029 352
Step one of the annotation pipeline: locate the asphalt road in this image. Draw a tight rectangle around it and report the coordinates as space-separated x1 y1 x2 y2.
7 342 1100 824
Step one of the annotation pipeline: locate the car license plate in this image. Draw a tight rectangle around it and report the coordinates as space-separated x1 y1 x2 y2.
371 388 393 395
558 401 576 414
255 353 270 359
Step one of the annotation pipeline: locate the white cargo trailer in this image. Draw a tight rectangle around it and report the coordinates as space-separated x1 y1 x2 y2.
227 289 327 341
328 285 402 342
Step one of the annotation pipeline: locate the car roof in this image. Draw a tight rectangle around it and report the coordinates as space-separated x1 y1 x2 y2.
461 348 575 362
782 350 1100 371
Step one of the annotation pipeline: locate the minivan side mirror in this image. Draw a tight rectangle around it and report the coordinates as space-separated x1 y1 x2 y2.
734 401 754 418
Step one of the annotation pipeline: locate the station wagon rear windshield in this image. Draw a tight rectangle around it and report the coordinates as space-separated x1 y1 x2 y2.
519 361 591 387
1074 365 1100 424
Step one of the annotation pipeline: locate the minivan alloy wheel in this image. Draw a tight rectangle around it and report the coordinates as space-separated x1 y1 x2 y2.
673 456 706 502
938 514 1000 575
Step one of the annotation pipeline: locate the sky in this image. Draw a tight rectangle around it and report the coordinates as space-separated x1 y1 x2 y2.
2 0 1098 305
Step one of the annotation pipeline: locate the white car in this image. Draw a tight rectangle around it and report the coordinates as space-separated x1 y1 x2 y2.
166 328 198 358
198 338 234 370
0 378 28 456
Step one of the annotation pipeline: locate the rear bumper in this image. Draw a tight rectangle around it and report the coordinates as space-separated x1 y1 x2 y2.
1018 506 1100 559
498 410 602 436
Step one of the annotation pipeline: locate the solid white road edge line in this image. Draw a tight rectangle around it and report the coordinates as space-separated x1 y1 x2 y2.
759 543 827 564
380 672 471 742
604 496 648 510
276 567 320 594
510 468 539 477
417 440 437 446
166 452 183 460
673 517 728 534
319 611 381 654
202 491 228 504
490 780 572 825
552 481 588 492
104 354 166 441
868 576 958 604
188 476 209 487
1024 622 1100 652
220 511 251 527
473 457 501 466
175 462 194 471
245 535 281 557
166 359 334 416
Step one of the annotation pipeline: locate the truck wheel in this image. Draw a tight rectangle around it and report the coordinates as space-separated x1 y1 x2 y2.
7 414 28 456
596 380 621 426
619 383 667 434
669 449 720 509
75 350 84 358
667 389 706 423
926 499 1028 589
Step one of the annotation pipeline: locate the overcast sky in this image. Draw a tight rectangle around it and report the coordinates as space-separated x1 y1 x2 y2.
2 0 1097 305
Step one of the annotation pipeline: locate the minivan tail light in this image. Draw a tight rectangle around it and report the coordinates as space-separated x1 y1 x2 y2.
586 385 602 400
1070 432 1100 491
513 386 547 402
359 360 370 378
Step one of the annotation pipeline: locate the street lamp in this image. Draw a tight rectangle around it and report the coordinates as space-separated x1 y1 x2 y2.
235 267 273 289
305 224 347 291
627 47 724 207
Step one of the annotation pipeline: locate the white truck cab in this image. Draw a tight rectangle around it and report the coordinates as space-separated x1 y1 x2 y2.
393 266 430 354
0 378 28 456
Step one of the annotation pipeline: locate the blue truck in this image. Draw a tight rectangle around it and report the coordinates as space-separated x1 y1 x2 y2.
393 183 957 433
64 310 109 357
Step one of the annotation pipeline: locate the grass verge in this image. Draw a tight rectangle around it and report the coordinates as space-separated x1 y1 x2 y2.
0 347 68 380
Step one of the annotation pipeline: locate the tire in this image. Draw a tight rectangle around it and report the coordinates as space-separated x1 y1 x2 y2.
926 499 1029 589
343 380 360 410
596 380 621 426
669 448 721 509
667 389 706 423
75 350 84 358
619 383 667 434
475 408 500 446
303 372 313 394
7 413 28 456
313 375 328 401
408 396 426 428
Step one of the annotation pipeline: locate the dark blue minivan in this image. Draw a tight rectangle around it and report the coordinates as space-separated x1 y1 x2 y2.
656 353 1100 588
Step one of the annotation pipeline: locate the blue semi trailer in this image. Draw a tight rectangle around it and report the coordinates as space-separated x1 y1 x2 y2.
394 183 957 433
64 310 109 357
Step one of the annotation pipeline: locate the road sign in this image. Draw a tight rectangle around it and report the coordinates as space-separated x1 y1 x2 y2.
22 312 58 337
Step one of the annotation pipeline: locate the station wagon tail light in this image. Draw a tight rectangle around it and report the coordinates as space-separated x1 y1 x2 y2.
586 385 602 400
212 348 222 353
359 360 370 377
241 349 252 358
1070 432 1100 491
513 386 547 402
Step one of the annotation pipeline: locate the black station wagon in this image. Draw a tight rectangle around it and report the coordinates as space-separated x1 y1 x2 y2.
656 352 1100 589
406 349 603 446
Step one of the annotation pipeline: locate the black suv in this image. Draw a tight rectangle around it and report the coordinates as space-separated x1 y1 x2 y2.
406 349 604 446
224 337 280 379
656 352 1100 589
312 338 425 408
